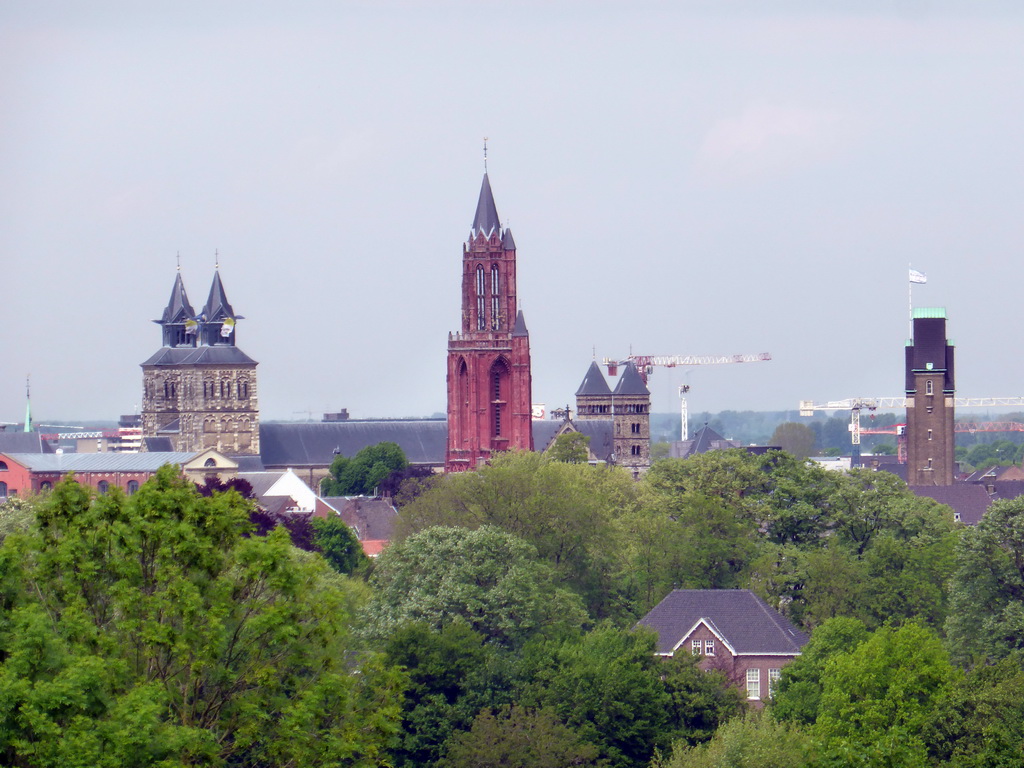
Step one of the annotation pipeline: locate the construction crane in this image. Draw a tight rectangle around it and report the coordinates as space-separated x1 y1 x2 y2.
604 353 772 440
799 397 1024 456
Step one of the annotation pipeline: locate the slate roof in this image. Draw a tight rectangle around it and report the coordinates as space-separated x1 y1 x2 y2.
2 452 197 473
501 228 516 250
160 272 195 324
991 480 1024 502
232 454 266 472
576 361 611 397
613 362 650 396
203 270 236 322
532 418 615 463
143 437 175 452
324 497 398 541
259 420 448 468
141 346 257 366
670 424 739 459
0 432 53 454
512 310 529 337
471 173 501 237
237 471 286 500
908 483 992 526
637 589 809 656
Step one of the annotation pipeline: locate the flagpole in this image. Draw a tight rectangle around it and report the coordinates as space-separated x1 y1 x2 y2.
908 263 913 338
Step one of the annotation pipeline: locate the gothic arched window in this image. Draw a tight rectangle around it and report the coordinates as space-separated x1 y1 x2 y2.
476 265 486 330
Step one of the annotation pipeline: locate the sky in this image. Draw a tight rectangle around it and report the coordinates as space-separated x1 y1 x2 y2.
3 1 1024 428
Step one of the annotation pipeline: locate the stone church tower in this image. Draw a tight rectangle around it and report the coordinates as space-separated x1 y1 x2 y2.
905 308 955 485
446 173 533 471
141 267 259 454
612 362 651 475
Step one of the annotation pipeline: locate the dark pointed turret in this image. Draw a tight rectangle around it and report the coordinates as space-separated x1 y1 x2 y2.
161 272 195 325
471 174 502 239
576 361 611 397
203 270 236 323
512 309 529 337
501 227 516 250
613 362 651 396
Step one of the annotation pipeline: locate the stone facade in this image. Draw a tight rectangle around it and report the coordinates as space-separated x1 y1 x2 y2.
141 269 259 455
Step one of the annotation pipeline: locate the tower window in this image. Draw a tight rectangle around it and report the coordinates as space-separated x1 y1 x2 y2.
631 445 641 456
491 264 500 295
926 380 934 395
631 422 641 434
476 265 486 330
928 429 933 441
494 372 502 400
491 296 500 330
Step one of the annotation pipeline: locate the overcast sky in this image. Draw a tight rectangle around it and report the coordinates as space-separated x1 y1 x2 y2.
3 1 1023 428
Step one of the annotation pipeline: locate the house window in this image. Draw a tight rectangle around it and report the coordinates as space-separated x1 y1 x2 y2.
97 481 109 495
40 481 52 491
691 639 702 654
926 379 933 395
0 461 7 471
768 668 781 698
127 481 139 496
746 668 761 699
0 481 6 498
704 639 715 656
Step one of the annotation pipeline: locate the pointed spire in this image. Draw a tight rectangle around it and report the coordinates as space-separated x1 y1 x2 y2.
471 174 502 238
161 271 196 324
576 361 611 396
501 227 516 250
613 362 650 395
203 269 236 322
512 309 529 338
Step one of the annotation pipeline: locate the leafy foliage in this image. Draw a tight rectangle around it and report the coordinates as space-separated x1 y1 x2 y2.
945 495 1024 664
0 468 404 767
548 432 591 464
363 525 589 648
311 514 368 574
652 712 817 768
321 441 409 496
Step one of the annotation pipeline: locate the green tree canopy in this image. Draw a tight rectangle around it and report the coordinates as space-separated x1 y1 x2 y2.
945 495 1024 665
311 513 369 574
769 422 817 460
547 431 591 464
321 441 409 496
0 468 404 767
362 525 588 648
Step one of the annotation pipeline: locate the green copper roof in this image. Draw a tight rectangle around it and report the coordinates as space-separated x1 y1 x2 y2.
912 307 946 319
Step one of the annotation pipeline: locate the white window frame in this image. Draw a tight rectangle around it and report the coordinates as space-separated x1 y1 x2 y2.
746 668 761 700
704 639 715 656
768 668 781 698
691 639 702 654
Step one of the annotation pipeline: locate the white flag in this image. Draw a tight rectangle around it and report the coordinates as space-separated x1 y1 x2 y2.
909 269 927 284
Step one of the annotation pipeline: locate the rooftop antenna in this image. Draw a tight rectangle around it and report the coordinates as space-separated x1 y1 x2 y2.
483 137 489 174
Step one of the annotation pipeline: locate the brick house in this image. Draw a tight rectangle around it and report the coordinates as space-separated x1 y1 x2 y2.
637 589 808 706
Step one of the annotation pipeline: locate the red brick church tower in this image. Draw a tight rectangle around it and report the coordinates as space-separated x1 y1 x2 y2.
446 172 533 471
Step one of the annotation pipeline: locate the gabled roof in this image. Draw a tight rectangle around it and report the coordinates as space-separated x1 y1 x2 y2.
637 589 808 656
671 424 739 459
203 270 236 322
908 483 992 526
471 173 501 238
612 362 649 396
160 272 196 324
532 418 614 463
512 309 529 337
141 346 257 366
576 361 611 397
0 432 53 454
324 496 398 541
259 420 447 468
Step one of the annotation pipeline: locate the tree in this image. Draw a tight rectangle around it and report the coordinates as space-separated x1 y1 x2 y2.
396 452 639 619
321 441 409 496
945 495 1024 664
0 496 35 542
769 423 817 460
652 713 817 768
311 514 368 574
814 622 958 766
0 468 404 767
439 706 600 768
547 432 590 464
362 525 589 648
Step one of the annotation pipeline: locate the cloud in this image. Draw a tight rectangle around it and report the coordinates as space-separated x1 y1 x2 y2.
694 102 848 182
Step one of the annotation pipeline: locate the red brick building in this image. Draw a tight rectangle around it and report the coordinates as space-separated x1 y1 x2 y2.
637 589 808 706
446 173 533 471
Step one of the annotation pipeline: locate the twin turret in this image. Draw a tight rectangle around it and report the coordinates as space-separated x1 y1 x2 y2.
155 269 243 349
